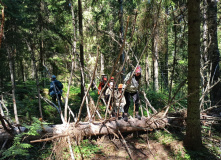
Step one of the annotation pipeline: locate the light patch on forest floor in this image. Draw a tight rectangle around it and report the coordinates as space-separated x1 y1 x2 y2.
73 133 187 160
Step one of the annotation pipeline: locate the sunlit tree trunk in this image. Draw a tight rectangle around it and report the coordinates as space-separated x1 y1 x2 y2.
152 36 159 92
65 0 77 122
8 48 19 124
118 0 125 80
168 6 178 102
207 0 221 106
184 0 202 150
200 0 209 109
100 53 105 75
152 9 159 92
145 56 150 88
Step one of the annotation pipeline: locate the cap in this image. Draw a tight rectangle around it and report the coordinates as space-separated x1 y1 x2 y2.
111 77 114 80
118 84 123 89
51 75 56 79
135 66 141 73
103 77 107 81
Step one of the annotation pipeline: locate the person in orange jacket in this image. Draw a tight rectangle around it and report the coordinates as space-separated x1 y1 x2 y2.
98 76 108 97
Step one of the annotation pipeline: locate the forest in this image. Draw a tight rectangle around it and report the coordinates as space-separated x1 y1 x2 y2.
0 0 221 159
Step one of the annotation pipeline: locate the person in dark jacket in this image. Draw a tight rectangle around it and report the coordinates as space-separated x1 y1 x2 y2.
123 66 142 121
49 75 63 103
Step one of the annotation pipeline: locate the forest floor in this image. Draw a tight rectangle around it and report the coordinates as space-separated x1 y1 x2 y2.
71 107 221 160
72 128 221 160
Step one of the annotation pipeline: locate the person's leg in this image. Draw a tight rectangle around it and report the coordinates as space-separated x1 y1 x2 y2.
50 91 56 102
58 94 62 105
132 92 141 119
52 95 56 102
123 91 131 121
124 91 131 114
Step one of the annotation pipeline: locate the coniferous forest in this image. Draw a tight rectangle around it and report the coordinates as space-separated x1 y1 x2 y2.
0 0 221 159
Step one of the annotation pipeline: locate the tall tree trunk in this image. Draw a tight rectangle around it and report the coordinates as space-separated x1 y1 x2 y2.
168 7 177 102
164 6 169 89
184 0 202 150
118 0 125 80
39 0 45 87
145 56 149 88
100 53 105 75
8 48 19 124
207 0 221 106
65 0 77 122
200 0 209 109
152 36 159 92
152 11 159 92
0 7 5 48
20 59 25 82
27 42 43 118
78 0 84 100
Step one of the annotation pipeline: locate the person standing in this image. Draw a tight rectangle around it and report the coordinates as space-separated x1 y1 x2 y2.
49 75 63 103
114 84 126 118
123 66 142 121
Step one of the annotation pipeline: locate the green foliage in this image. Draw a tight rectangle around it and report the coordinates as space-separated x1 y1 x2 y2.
74 139 102 159
144 90 167 110
1 134 32 160
0 117 51 159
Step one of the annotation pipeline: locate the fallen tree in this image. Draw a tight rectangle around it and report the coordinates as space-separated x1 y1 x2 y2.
0 116 168 143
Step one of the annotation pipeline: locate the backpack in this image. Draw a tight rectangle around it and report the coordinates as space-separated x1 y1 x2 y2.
55 80 63 90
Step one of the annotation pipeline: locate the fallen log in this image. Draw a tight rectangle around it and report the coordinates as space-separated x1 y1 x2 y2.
0 117 168 143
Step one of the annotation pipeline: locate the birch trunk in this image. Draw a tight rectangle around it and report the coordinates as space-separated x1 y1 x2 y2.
118 0 125 80
8 48 19 124
100 53 105 75
65 0 77 122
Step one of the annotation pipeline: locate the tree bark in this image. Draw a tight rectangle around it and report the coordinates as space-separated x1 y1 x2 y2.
100 53 105 76
207 0 221 106
0 117 168 142
184 0 202 150
151 3 160 92
118 0 125 80
27 42 43 119
7 48 19 124
163 6 169 89
145 56 150 88
78 0 84 101
0 7 5 48
65 0 77 122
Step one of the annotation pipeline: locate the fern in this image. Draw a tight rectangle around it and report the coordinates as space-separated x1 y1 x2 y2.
1 117 48 159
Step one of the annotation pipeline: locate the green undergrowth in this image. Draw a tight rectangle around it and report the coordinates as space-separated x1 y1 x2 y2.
73 139 102 159
150 130 220 160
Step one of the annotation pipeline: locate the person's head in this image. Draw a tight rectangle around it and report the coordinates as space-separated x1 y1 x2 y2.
135 66 141 77
109 82 114 89
51 75 56 80
111 77 114 81
118 84 123 92
103 77 107 82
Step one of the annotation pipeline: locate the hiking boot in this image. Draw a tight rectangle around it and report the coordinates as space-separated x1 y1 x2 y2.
135 113 141 120
111 111 116 117
123 115 128 122
123 113 128 122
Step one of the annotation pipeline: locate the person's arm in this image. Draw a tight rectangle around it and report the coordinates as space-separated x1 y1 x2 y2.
49 82 53 92
138 76 143 92
124 72 132 84
98 82 102 94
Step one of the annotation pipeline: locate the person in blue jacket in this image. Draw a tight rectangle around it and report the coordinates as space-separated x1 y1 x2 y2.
49 75 63 103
